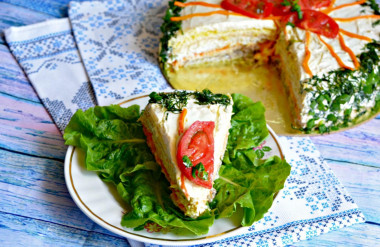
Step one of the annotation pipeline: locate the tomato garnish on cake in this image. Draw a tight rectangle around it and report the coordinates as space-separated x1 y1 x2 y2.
139 90 233 218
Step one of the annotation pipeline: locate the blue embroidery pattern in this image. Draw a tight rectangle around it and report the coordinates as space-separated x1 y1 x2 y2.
41 98 73 132
8 31 77 62
6 23 96 132
71 81 97 110
69 0 170 105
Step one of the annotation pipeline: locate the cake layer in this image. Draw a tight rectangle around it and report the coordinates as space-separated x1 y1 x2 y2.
165 0 277 69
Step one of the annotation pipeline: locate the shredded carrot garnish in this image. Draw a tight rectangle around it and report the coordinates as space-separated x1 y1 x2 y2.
180 174 189 199
338 33 360 69
170 10 281 21
198 45 230 57
174 1 222 9
322 0 366 14
340 29 372 42
318 35 354 70
170 10 242 21
263 16 282 20
303 31 313 77
178 108 187 135
334 15 380 22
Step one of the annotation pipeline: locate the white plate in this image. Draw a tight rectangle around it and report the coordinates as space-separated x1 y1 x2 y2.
64 94 285 246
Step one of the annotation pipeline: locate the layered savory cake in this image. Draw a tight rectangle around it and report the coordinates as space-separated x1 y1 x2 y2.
139 90 233 218
159 0 380 133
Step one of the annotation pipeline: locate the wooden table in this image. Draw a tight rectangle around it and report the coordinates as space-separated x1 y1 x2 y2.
0 1 379 246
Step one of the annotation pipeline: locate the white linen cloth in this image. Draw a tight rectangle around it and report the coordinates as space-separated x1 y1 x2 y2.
4 0 365 246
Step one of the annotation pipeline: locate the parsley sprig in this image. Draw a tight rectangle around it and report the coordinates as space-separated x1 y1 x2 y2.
149 89 231 113
282 0 303 19
182 155 209 181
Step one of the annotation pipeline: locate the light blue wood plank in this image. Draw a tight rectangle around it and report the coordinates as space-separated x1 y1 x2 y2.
0 43 41 103
0 149 125 238
0 2 54 32
327 160 380 223
0 0 87 18
311 117 380 168
0 211 131 247
0 93 66 159
293 222 380 246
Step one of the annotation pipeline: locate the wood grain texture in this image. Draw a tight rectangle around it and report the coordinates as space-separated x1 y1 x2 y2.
0 0 88 18
0 149 126 238
310 118 380 168
0 2 54 31
0 93 65 159
0 212 130 247
291 223 380 247
0 43 41 103
327 160 380 223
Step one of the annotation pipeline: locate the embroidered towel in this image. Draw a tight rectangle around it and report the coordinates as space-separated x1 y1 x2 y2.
4 0 365 246
69 0 170 106
4 18 96 132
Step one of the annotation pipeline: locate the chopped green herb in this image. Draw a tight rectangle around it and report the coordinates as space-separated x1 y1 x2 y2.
262 146 272 152
286 22 295 28
361 0 380 15
159 0 186 65
282 0 303 19
255 149 265 159
149 89 231 113
182 155 193 168
192 163 209 181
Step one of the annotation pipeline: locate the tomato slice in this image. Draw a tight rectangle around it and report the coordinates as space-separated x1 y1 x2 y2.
221 0 274 19
177 121 215 188
284 10 339 38
299 0 332 10
269 0 332 16
296 10 339 38
268 0 292 16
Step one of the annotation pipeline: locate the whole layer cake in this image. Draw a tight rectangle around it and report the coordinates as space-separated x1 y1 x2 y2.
159 0 380 133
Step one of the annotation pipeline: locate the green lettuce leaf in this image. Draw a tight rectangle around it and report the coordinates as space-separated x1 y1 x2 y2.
211 156 290 226
63 105 150 184
213 94 291 226
226 94 269 159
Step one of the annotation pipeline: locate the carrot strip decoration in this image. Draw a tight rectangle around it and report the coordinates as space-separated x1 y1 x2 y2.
340 29 373 42
318 35 354 70
322 0 366 14
174 1 222 9
178 108 187 135
338 33 360 69
334 15 380 22
180 174 189 198
303 31 313 77
170 10 243 21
